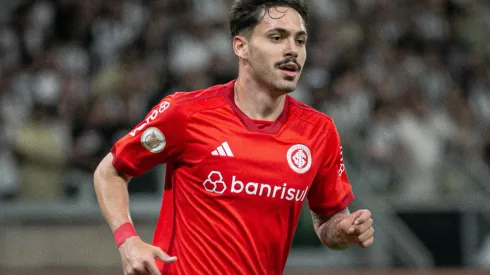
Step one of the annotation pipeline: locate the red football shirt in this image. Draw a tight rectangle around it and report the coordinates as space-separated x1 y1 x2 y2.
111 80 354 275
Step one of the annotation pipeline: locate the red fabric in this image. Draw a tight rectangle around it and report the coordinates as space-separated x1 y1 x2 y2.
252 119 274 130
111 80 355 275
114 222 138 248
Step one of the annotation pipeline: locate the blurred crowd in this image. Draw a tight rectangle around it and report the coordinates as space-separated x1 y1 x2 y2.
0 0 489 201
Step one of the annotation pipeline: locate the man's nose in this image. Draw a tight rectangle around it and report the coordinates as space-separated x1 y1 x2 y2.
284 38 299 58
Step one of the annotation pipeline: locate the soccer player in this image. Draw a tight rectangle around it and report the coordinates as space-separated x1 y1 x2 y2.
93 0 375 274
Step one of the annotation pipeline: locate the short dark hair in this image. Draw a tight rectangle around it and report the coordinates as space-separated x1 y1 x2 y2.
229 0 308 37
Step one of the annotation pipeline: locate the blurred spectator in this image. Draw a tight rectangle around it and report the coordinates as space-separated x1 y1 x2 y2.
362 98 401 194
394 86 447 200
0 97 19 200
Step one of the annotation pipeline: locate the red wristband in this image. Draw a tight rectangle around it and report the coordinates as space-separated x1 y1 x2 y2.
114 222 138 247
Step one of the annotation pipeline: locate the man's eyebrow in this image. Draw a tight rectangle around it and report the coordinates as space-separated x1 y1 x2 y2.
267 27 308 36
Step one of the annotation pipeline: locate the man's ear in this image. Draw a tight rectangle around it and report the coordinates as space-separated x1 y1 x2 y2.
233 35 249 60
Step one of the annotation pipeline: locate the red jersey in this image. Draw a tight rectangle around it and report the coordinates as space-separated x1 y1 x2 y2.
111 80 354 275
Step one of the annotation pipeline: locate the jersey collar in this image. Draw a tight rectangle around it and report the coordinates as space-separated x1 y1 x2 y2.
224 80 289 134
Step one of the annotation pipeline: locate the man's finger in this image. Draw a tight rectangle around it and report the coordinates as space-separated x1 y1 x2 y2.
355 218 373 234
129 263 146 274
145 260 163 275
357 227 375 243
361 237 374 248
338 217 356 234
353 210 371 225
154 247 177 263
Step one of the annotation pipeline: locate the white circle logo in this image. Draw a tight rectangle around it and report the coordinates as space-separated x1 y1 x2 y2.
141 127 166 153
287 144 312 174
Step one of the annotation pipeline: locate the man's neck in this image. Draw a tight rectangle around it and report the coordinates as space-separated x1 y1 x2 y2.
234 77 286 121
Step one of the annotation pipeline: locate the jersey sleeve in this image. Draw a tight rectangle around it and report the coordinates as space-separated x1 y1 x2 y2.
307 121 354 216
110 94 187 177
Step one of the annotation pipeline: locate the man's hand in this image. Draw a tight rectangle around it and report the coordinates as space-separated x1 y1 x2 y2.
337 209 374 248
118 236 177 275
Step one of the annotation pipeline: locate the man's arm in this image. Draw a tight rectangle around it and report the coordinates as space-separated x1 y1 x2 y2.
94 153 176 275
94 153 133 232
311 208 374 250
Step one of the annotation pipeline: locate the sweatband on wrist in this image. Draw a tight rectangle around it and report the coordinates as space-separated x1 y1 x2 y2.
114 222 138 247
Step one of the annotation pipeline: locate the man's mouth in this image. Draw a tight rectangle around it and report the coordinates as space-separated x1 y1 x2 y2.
279 62 299 77
279 62 299 72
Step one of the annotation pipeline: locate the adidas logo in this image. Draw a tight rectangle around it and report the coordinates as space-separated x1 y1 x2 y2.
211 141 234 157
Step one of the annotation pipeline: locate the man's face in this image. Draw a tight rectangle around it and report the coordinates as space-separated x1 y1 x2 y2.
245 6 307 93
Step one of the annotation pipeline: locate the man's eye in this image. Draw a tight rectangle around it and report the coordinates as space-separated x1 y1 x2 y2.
270 36 281 41
297 39 306 45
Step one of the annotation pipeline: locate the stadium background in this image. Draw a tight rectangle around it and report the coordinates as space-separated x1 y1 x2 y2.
0 0 490 274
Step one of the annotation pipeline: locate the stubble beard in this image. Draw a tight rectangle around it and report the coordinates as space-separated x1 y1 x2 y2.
248 56 299 94
272 73 298 94
254 66 298 94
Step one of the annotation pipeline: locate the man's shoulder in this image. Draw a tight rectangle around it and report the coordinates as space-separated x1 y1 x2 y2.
169 82 232 113
173 83 228 103
288 96 335 128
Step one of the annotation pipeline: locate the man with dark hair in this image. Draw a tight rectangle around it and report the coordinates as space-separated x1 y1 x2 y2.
94 1 374 274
